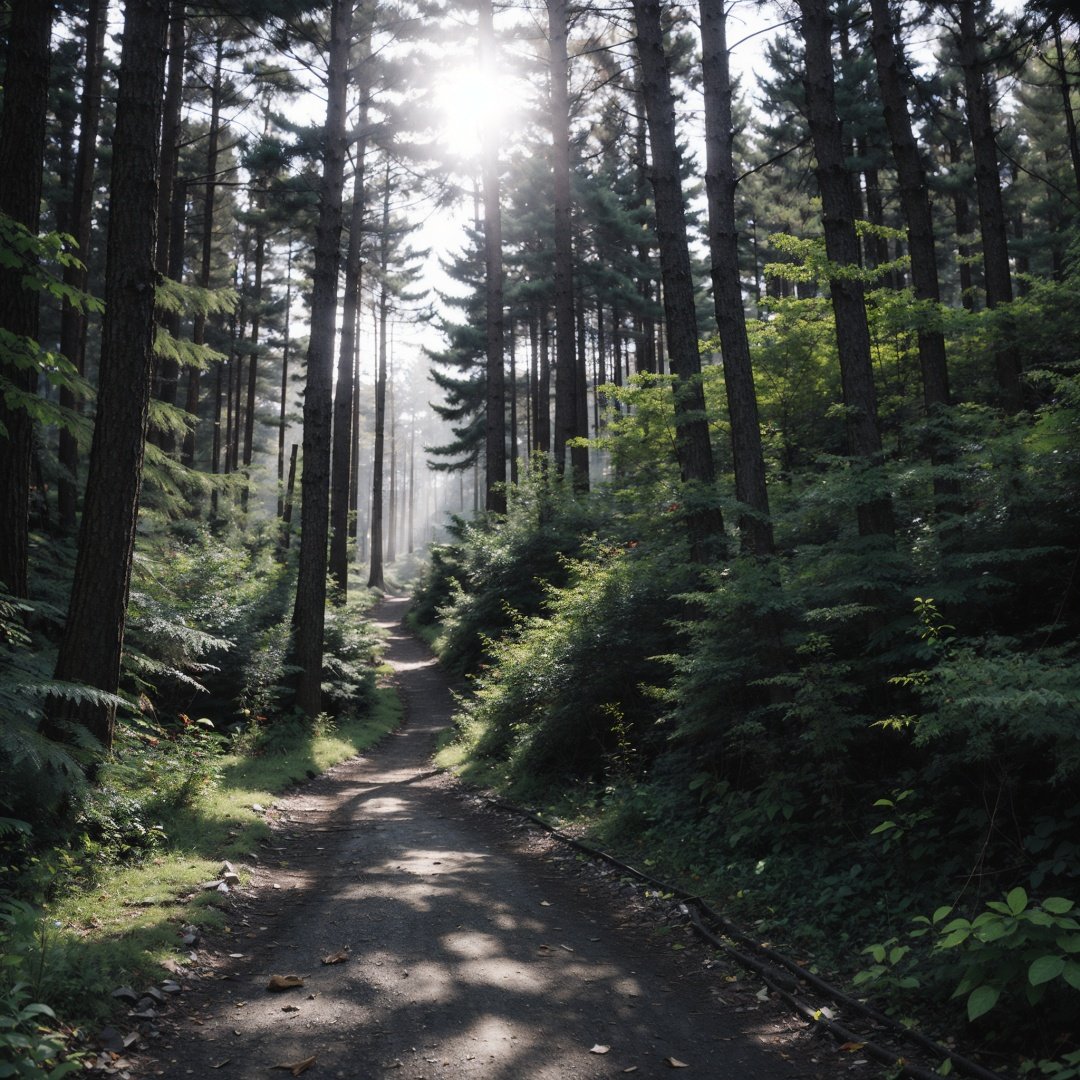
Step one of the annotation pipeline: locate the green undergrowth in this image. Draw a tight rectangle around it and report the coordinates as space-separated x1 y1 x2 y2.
1 687 402 1037
418 353 1080 1074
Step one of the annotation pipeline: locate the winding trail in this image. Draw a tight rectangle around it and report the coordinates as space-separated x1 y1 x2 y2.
146 597 827 1079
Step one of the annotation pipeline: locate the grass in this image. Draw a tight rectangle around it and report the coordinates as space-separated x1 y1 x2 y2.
405 610 444 654
13 689 403 1027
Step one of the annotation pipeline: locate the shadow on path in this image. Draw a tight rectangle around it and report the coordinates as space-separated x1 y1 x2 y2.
145 596 825 1080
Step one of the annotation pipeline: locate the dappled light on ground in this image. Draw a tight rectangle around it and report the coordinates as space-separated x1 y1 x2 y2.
145 597 825 1080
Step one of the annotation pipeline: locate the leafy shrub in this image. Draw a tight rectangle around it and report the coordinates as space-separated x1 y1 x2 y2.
429 471 601 675
452 541 690 787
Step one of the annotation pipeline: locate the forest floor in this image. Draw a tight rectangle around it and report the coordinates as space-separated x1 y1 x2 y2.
133 596 843 1080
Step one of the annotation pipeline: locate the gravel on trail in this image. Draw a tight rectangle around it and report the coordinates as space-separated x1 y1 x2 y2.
142 596 837 1080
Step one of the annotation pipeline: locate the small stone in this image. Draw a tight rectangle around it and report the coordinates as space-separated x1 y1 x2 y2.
98 1026 126 1052
111 987 139 1004
160 981 182 994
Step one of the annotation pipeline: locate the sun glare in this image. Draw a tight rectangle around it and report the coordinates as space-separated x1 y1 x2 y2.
433 61 520 162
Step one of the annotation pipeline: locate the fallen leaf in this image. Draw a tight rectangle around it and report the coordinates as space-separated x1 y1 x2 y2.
590 1045 611 1055
540 900 552 906
211 1060 231 1069
623 1069 639 1075
271 1055 317 1076
665 1058 690 1069
266 975 305 992
840 1043 865 1052
321 949 349 965
559 944 574 953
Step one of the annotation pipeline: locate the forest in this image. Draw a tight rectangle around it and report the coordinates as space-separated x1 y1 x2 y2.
1 0 1079 1074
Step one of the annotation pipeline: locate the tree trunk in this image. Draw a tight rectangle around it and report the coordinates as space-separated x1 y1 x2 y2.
798 0 893 538
537 304 551 452
631 0 723 559
387 371 398 566
509 321 519 484
956 0 1022 410
330 91 370 598
1052 19 1080 197
868 0 950 411
182 36 224 469
0 0 55 598
279 442 298 553
52 0 170 752
368 163 391 592
548 0 581 484
699 0 773 558
151 0 186 456
57 0 107 535
290 0 353 718
278 243 293 515
480 0 507 512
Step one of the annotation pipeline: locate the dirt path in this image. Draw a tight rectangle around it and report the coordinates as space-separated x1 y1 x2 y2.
144 597 831 1080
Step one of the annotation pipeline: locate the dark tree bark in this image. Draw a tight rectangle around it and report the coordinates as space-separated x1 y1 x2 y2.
538 305 551 452
387 376 397 565
548 0 583 486
699 0 773 558
509 321 519 483
241 223 263 510
182 37 224 469
278 243 293 516
631 0 724 559
0 0 55 598
151 0 187 456
1051 19 1080 197
331 5 374 594
291 0 353 718
279 442 298 553
52 0 170 751
480 0 507 512
57 0 107 535
368 163 391 592
797 0 893 538
868 0 950 411
330 123 368 598
955 0 1022 409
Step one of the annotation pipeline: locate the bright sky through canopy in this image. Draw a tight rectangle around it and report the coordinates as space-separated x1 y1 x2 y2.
432 59 523 162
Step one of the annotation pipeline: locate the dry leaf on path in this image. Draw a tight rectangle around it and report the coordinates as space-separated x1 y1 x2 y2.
321 949 349 965
210 1060 231 1070
665 1058 690 1068
623 1069 639 1074
266 975 305 992
271 1055 317 1076
589 1045 611 1055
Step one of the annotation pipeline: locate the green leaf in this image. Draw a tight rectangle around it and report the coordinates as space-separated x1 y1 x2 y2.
939 927 971 949
1063 961 1080 991
1007 887 1029 915
932 905 953 924
967 985 1000 1021
1029 955 1066 986
978 920 1009 942
1043 897 1074 915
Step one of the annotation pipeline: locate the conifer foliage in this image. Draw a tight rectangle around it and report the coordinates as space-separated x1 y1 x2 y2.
1 0 1079 1065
